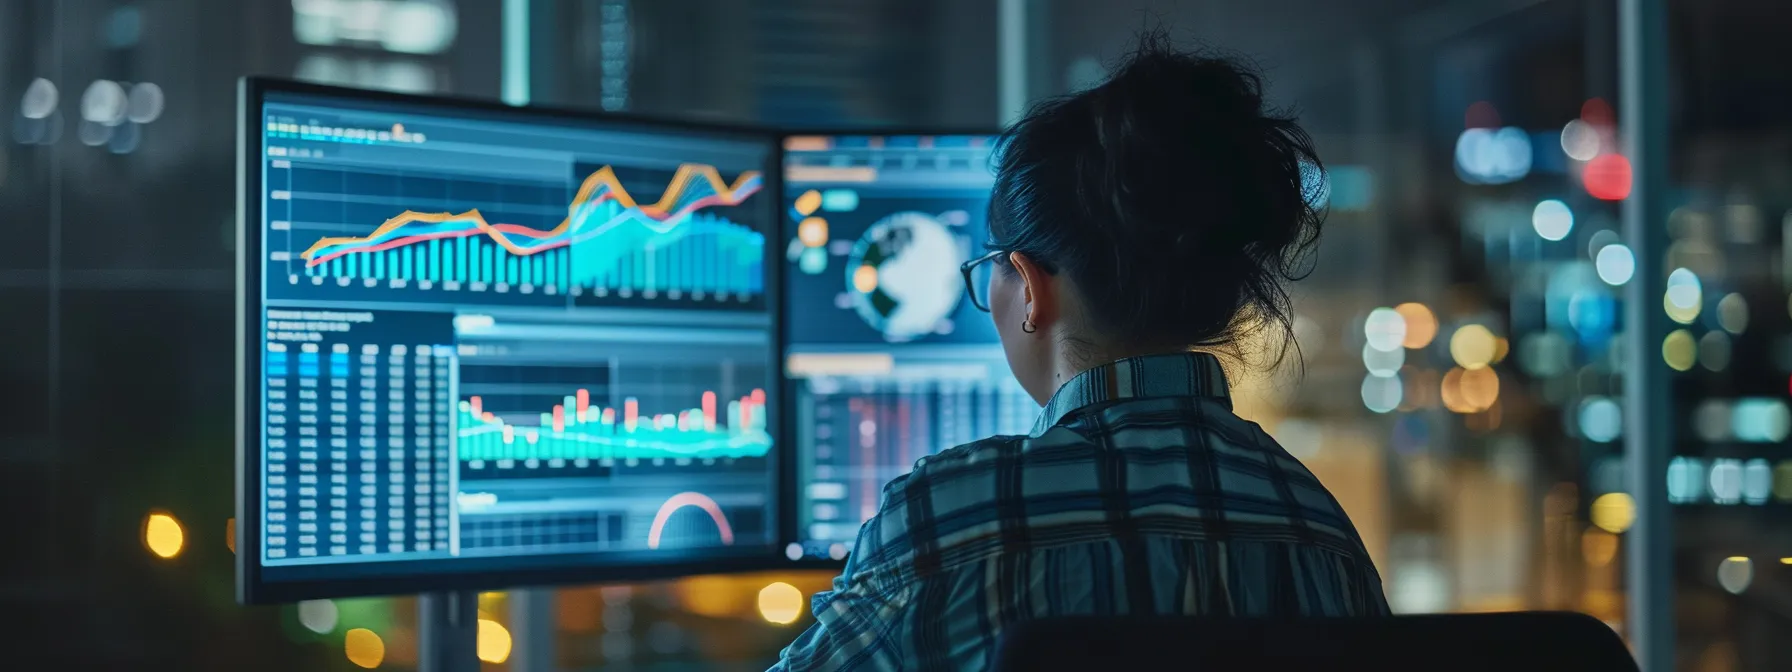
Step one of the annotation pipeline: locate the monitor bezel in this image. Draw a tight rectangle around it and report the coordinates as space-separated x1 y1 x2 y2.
237 77 791 604
771 128 1004 571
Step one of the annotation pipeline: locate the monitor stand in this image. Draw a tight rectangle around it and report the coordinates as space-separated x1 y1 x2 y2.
419 591 480 672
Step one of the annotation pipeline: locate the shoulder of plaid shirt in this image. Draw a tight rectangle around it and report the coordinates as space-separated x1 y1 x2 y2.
769 351 1390 672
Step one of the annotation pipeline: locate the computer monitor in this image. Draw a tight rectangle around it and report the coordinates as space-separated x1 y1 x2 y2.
236 79 783 603
779 134 1039 563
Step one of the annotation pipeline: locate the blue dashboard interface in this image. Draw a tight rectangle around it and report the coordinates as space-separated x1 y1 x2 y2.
781 135 1038 561
253 91 779 583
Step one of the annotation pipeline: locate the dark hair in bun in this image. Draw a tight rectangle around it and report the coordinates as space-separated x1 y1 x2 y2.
988 29 1324 364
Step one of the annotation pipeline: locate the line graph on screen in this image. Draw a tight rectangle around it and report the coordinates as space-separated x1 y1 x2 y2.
294 164 766 300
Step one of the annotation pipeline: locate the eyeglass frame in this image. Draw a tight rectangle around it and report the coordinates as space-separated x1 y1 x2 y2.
960 249 1007 312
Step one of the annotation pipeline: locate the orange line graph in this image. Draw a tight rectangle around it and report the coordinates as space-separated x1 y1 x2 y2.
298 164 761 261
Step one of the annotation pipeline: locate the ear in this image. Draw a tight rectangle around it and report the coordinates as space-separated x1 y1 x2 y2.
1008 252 1057 330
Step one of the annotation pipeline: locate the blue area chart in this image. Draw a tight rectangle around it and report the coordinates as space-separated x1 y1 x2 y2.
295 164 766 300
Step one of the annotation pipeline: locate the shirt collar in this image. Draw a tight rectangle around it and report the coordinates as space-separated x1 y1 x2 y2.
1028 352 1231 437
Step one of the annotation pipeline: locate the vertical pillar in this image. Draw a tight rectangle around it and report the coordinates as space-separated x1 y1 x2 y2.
510 589 557 672
1619 0 1672 669
502 0 532 106
997 0 1030 125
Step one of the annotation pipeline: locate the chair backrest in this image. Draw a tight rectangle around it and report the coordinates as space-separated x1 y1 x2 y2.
991 611 1638 672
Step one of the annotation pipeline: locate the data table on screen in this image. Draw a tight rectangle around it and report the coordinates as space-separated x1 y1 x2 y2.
261 309 456 564
796 372 1037 543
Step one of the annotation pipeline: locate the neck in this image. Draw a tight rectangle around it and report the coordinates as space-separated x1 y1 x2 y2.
1045 337 1194 396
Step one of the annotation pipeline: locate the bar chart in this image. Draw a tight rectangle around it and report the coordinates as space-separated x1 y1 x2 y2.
299 224 762 299
458 389 770 462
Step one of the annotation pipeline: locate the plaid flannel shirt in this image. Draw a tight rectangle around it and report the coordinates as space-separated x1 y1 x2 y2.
771 352 1388 671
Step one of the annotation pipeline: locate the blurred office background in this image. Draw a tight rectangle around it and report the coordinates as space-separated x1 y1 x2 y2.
3 0 1790 669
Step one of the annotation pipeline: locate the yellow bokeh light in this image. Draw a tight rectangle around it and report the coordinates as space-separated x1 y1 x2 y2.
144 512 185 559
1458 367 1500 412
477 619 512 664
794 189 822 216
1492 337 1509 363
1662 330 1697 372
798 217 830 248
226 517 236 554
1775 461 1792 502
1581 528 1619 567
1449 324 1498 370
678 575 750 618
1394 303 1438 349
757 582 804 625
1664 291 1700 324
1590 492 1636 533
478 591 506 612
851 265 879 293
1781 558 1792 565
344 628 385 669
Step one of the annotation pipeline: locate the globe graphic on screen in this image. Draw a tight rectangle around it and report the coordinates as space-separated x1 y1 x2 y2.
844 211 965 342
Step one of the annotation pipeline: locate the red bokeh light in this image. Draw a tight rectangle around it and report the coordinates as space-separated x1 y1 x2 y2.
1583 154 1633 200
1465 101 1501 129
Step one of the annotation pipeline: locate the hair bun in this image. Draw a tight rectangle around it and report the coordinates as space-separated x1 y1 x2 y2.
987 29 1324 362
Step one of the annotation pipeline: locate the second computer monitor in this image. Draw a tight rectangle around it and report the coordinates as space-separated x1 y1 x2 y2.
781 134 1038 562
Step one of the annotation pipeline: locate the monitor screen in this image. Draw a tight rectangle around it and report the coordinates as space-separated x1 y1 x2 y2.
238 81 781 602
780 134 1039 562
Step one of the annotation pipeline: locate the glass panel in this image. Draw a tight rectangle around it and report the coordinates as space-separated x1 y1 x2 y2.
0 0 60 642
1040 0 1629 623
1666 1 1792 670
